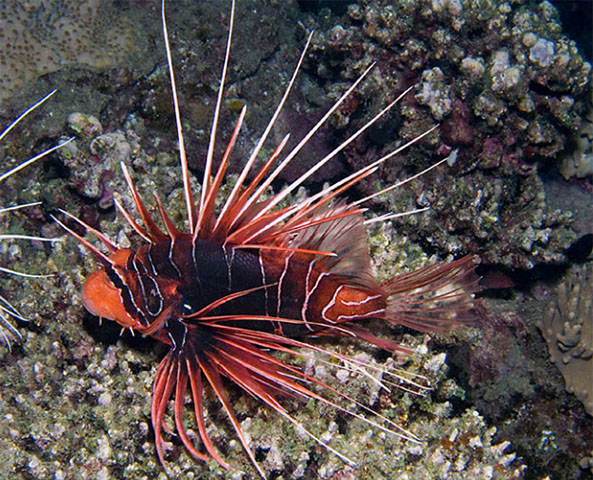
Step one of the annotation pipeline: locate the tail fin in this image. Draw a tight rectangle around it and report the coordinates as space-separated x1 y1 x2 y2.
381 255 480 333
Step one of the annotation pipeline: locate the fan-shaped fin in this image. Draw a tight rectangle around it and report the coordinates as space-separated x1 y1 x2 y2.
291 202 376 287
382 255 480 332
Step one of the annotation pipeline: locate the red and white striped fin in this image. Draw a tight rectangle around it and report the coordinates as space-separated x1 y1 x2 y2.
151 318 426 477
214 30 314 234
213 97 436 252
161 0 196 232
51 210 116 266
283 201 376 288
194 104 246 240
160 0 440 265
214 133 291 238
226 162 376 247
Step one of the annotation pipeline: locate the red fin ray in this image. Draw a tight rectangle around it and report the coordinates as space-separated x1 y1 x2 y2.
225 197 376 289
186 357 230 469
315 323 413 355
113 198 152 242
206 338 360 467
151 353 179 467
214 134 290 237
216 32 314 236
148 318 429 475
279 165 375 234
153 191 183 240
50 212 115 266
121 162 167 242
211 327 423 441
205 323 429 410
152 346 230 470
229 62 377 235
225 204 298 245
196 105 246 238
173 364 212 463
261 207 363 241
196 349 267 478
263 201 377 288
197 1 236 227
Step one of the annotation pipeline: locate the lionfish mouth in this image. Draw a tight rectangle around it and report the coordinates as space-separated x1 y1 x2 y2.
52 0 479 477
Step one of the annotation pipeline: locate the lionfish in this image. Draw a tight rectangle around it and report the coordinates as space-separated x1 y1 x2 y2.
55 0 478 476
0 91 70 350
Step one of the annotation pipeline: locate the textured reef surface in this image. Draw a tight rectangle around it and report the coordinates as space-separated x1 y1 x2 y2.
0 1 138 101
0 0 591 479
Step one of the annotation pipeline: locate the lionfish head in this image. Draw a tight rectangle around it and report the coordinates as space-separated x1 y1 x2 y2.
81 248 183 335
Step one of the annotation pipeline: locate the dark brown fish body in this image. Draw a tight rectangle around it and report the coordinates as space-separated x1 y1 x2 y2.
93 229 387 343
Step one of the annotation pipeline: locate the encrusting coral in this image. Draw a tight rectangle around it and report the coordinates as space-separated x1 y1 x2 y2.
0 1 136 101
539 263 593 416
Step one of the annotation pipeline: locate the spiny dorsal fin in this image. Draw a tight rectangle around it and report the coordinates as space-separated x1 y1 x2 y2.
287 201 376 289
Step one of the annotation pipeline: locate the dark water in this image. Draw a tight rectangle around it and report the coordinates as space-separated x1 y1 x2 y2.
552 0 593 62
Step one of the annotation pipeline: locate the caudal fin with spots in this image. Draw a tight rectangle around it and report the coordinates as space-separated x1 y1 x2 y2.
381 255 480 333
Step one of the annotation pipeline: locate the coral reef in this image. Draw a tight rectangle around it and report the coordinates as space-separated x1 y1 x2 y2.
305 0 592 268
442 292 593 480
59 113 144 209
0 0 591 479
0 1 136 101
539 263 593 416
